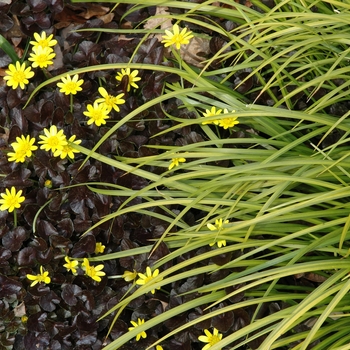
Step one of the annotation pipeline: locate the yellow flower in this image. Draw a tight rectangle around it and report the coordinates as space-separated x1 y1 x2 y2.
30 31 57 50
57 74 84 95
38 125 68 153
161 23 194 50
122 270 138 282
218 117 239 129
208 218 229 248
116 68 141 92
198 328 223 350
7 135 38 163
136 266 162 294
209 239 226 248
0 187 25 212
84 101 110 126
53 135 81 159
169 156 186 170
156 346 164 350
4 61 34 89
217 109 239 129
26 266 51 287
95 87 125 112
28 46 56 68
201 107 223 125
94 242 105 254
63 256 79 275
81 258 106 282
207 218 229 231
44 179 53 188
128 318 147 341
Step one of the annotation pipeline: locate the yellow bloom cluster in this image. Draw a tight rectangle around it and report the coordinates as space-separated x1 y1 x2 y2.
83 85 126 126
6 128 81 163
4 62 34 90
0 187 25 212
81 258 106 282
94 242 105 254
128 318 147 341
201 107 239 129
57 74 84 95
169 155 186 170
122 269 138 282
26 266 51 287
135 266 163 294
63 256 106 283
38 125 81 160
4 31 57 90
116 68 141 92
198 328 223 350
7 135 38 163
29 32 57 69
161 23 194 50
207 218 229 248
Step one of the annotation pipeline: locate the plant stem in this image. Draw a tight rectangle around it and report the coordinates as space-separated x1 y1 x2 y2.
70 94 73 113
13 209 17 228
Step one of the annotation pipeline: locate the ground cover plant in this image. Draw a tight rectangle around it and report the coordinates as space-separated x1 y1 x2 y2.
1 0 350 349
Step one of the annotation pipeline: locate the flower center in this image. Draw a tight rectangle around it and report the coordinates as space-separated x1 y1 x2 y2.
36 54 49 65
7 197 19 208
37 40 49 48
174 34 184 45
144 276 153 284
92 110 104 121
65 82 78 93
105 95 115 106
16 149 28 159
47 136 60 148
209 335 221 345
13 71 26 83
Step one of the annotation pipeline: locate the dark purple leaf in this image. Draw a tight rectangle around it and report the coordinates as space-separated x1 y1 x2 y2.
233 308 250 331
17 247 36 266
50 234 72 250
0 247 11 263
2 227 28 251
39 290 60 312
29 237 48 251
109 319 128 340
61 284 82 306
211 251 232 266
76 311 98 332
37 220 59 239
36 248 54 264
24 330 50 349
2 167 32 187
34 12 51 29
57 218 74 237
71 234 96 258
0 12 13 32
211 304 234 332
0 274 22 298
80 290 95 311
28 0 47 13
23 103 41 123
7 89 24 109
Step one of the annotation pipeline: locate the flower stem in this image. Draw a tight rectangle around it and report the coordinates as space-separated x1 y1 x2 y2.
13 209 17 228
70 94 73 113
